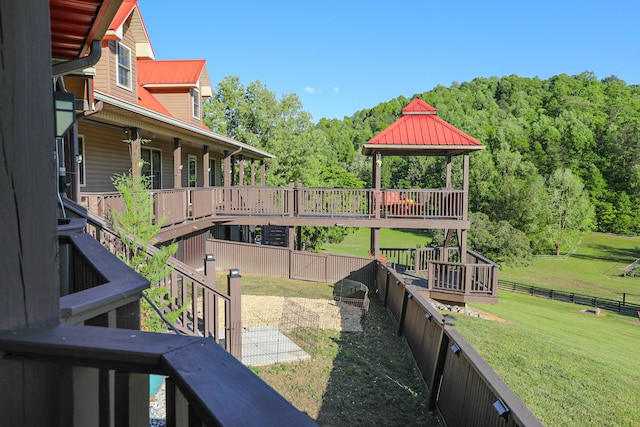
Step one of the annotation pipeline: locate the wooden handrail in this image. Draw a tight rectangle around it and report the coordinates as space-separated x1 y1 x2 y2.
0 324 316 426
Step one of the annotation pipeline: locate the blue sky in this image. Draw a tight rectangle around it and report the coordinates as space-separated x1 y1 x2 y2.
138 0 639 122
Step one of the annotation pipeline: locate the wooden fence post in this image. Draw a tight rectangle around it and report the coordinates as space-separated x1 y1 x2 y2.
227 269 242 360
428 328 449 411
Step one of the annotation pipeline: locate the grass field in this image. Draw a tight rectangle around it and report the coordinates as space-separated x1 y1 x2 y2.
320 230 640 425
456 291 640 427
321 228 432 257
500 233 640 304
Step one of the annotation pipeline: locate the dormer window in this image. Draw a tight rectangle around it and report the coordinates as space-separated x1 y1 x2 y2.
117 42 132 90
191 88 200 118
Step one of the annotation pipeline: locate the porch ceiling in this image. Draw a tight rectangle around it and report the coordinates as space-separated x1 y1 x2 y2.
50 0 123 59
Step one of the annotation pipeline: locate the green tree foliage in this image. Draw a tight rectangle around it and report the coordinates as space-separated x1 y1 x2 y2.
111 171 180 332
536 169 595 255
468 212 532 266
317 72 640 256
207 72 640 259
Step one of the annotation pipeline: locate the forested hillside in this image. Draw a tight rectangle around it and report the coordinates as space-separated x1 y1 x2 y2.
204 72 640 262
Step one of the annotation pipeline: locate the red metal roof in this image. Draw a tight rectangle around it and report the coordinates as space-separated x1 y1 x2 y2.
50 0 122 58
137 84 172 116
107 0 136 32
363 98 484 155
138 60 206 86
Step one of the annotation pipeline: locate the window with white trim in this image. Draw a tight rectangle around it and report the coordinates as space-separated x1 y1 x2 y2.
141 147 162 189
191 88 200 118
117 42 132 90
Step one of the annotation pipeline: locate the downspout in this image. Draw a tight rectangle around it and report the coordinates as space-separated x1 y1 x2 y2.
52 40 102 77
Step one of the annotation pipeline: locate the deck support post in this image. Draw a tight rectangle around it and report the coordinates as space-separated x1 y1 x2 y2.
250 160 256 185
370 228 380 259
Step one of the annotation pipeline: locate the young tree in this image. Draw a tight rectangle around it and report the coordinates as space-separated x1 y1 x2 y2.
111 171 180 332
544 168 595 255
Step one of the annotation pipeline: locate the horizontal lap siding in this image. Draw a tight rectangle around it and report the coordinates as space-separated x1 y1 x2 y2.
106 32 138 104
79 123 131 192
153 92 191 123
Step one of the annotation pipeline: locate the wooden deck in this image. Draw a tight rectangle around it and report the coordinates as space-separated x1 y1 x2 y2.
81 185 469 233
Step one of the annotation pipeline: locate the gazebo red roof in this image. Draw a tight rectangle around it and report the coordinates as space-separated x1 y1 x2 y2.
362 98 484 156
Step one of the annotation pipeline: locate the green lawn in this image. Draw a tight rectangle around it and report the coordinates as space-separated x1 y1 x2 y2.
320 229 640 426
456 291 640 427
500 233 640 304
321 228 432 257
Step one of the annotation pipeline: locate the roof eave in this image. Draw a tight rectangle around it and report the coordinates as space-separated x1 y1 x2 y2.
362 144 485 156
94 90 275 160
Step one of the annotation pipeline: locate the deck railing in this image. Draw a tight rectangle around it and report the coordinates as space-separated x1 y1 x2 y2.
0 324 316 426
81 185 466 228
52 203 313 425
64 197 240 355
381 247 499 299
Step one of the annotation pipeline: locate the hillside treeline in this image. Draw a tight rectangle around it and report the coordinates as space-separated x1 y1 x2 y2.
204 72 640 262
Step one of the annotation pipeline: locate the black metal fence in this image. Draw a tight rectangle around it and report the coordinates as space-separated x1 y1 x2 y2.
498 280 640 317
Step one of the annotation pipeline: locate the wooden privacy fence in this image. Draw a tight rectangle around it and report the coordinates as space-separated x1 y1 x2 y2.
499 280 640 316
375 264 542 427
206 239 376 284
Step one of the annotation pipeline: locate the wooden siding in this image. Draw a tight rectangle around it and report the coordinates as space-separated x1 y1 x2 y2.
207 239 376 284
78 122 132 192
105 24 138 103
151 91 194 124
94 40 110 92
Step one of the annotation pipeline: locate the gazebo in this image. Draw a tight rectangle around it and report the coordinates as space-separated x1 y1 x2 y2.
362 98 485 264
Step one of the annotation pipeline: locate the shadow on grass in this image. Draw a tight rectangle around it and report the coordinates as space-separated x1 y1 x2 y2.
314 298 439 427
570 244 640 265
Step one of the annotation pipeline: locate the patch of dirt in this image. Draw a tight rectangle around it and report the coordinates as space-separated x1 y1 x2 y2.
242 295 364 331
473 308 512 323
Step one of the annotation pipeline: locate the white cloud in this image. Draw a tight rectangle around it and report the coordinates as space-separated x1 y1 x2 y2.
304 87 320 94
332 86 340 93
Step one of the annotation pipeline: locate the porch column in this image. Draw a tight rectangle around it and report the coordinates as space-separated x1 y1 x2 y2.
260 160 266 185
445 155 452 189
288 227 296 250
238 155 245 186
250 160 256 186
173 138 182 188
460 153 470 263
223 151 231 186
373 151 382 220
129 127 142 179
373 151 382 190
203 146 210 187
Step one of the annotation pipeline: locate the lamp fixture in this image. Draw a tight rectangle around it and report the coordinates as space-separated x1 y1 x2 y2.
229 268 241 278
425 312 433 320
451 343 461 356
493 399 510 420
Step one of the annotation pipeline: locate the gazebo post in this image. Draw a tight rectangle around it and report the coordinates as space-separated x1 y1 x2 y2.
370 151 382 258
